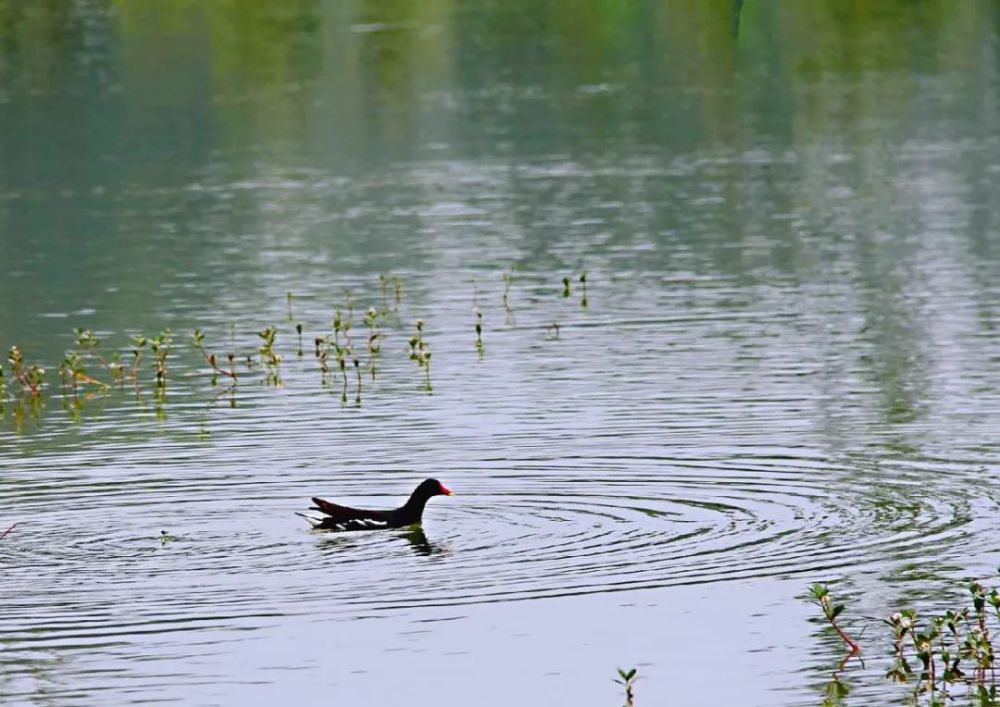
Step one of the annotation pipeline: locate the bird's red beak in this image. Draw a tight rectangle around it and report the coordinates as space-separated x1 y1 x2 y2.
439 483 454 496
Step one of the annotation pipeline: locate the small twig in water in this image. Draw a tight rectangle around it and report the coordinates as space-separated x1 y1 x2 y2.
0 523 18 541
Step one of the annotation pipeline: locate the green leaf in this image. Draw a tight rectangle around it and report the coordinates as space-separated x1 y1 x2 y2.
809 583 828 600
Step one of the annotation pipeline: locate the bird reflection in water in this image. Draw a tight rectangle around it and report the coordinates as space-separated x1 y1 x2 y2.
401 526 443 556
315 526 445 557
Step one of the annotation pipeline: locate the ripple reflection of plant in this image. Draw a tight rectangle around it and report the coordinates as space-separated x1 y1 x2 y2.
811 573 1000 705
474 307 484 357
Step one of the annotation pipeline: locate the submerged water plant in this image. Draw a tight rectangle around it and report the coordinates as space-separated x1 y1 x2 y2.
580 271 588 309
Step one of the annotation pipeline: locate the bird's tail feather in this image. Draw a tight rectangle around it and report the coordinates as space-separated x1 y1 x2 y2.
296 512 325 528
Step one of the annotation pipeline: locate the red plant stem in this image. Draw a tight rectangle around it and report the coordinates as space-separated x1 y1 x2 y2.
194 344 237 380
829 617 861 655
0 523 18 541
14 368 39 395
84 344 113 372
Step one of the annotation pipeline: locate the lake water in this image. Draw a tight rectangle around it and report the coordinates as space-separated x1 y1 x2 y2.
1 1 999 704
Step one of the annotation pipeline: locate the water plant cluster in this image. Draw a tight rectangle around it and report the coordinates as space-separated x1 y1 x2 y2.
811 571 1000 706
0 269 589 428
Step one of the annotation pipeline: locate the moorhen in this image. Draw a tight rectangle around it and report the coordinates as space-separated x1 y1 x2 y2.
298 478 453 531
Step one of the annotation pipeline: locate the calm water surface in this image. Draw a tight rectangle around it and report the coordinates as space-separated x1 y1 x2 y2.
1 1 999 705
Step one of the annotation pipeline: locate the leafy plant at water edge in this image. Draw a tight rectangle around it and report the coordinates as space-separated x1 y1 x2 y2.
332 309 352 350
257 327 282 386
2 269 593 428
325 307 363 403
59 350 101 397
315 336 331 385
333 315 350 402
128 335 147 386
58 328 145 399
408 319 432 391
77 329 124 380
364 307 381 380
811 572 1000 705
614 667 637 707
191 330 239 386
6 346 45 397
811 583 861 660
149 330 173 388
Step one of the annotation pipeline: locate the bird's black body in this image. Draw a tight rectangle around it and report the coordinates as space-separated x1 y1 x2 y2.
298 478 453 531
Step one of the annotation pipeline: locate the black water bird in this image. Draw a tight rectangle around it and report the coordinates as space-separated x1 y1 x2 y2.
298 478 453 531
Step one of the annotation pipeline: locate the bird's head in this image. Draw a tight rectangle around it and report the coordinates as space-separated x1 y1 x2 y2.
418 478 454 498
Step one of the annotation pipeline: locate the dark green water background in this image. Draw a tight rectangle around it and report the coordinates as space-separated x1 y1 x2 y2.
1 1 998 704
